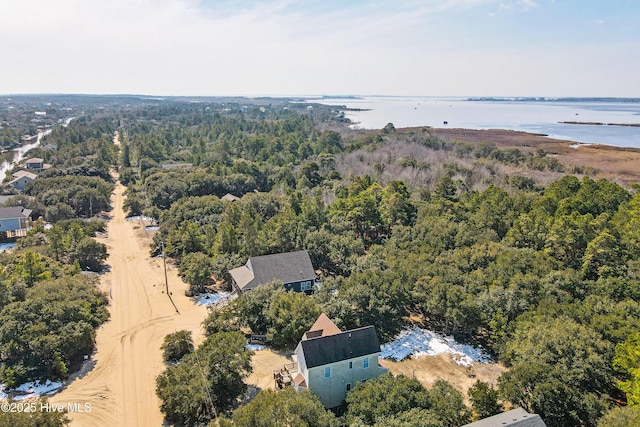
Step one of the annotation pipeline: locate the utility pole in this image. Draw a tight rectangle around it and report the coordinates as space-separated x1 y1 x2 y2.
160 240 180 314
161 240 169 295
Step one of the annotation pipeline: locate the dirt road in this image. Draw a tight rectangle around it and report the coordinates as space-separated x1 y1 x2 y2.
50 175 208 426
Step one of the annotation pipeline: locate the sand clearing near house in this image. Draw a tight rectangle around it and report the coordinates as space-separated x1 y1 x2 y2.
244 346 507 407
49 174 208 427
245 349 293 392
380 354 508 404
245 351 506 408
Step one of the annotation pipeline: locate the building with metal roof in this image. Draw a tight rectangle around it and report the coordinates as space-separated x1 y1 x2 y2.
462 408 547 427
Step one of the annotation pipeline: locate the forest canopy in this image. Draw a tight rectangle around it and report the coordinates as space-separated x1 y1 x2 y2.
1 96 638 427
111 99 638 427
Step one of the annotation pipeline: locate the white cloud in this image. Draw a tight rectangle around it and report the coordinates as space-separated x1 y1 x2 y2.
0 0 637 96
490 0 539 14
519 0 538 11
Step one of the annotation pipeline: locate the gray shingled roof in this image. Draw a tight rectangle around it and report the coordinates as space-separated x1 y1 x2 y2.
301 326 381 368
462 408 547 427
231 250 316 291
0 207 32 220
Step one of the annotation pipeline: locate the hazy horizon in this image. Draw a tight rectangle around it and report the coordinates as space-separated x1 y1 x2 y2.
3 93 640 100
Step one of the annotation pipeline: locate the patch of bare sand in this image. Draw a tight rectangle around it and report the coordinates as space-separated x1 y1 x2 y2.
245 348 506 407
380 354 507 404
49 174 209 427
246 349 292 392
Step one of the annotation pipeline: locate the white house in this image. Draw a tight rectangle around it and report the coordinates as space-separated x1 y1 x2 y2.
8 170 37 191
276 314 388 408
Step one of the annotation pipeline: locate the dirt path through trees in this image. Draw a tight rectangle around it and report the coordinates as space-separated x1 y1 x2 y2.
49 174 208 426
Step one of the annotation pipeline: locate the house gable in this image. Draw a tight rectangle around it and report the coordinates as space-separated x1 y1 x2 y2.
304 313 342 340
8 171 37 191
285 314 388 408
12 170 38 180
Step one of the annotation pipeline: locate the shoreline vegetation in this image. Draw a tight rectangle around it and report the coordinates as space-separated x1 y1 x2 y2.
559 121 640 127
328 96 640 149
403 126 640 185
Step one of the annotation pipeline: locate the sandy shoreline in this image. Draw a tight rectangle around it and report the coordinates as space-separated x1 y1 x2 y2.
405 127 640 185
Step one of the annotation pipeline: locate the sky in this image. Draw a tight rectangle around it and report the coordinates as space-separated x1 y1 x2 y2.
1 0 639 97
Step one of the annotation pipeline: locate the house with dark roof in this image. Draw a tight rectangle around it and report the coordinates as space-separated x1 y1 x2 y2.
0 207 32 238
462 408 547 427
229 250 316 294
275 314 388 408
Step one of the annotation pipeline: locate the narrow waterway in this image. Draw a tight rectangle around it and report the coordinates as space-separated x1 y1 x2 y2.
0 130 49 179
0 117 74 179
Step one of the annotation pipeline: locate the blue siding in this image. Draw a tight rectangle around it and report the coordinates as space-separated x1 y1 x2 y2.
0 218 22 232
284 280 314 293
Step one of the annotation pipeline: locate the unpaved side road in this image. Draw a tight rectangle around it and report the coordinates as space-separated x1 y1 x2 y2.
50 174 208 426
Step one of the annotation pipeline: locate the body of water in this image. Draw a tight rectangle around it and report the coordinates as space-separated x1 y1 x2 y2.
0 129 51 179
0 117 74 179
312 96 640 148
